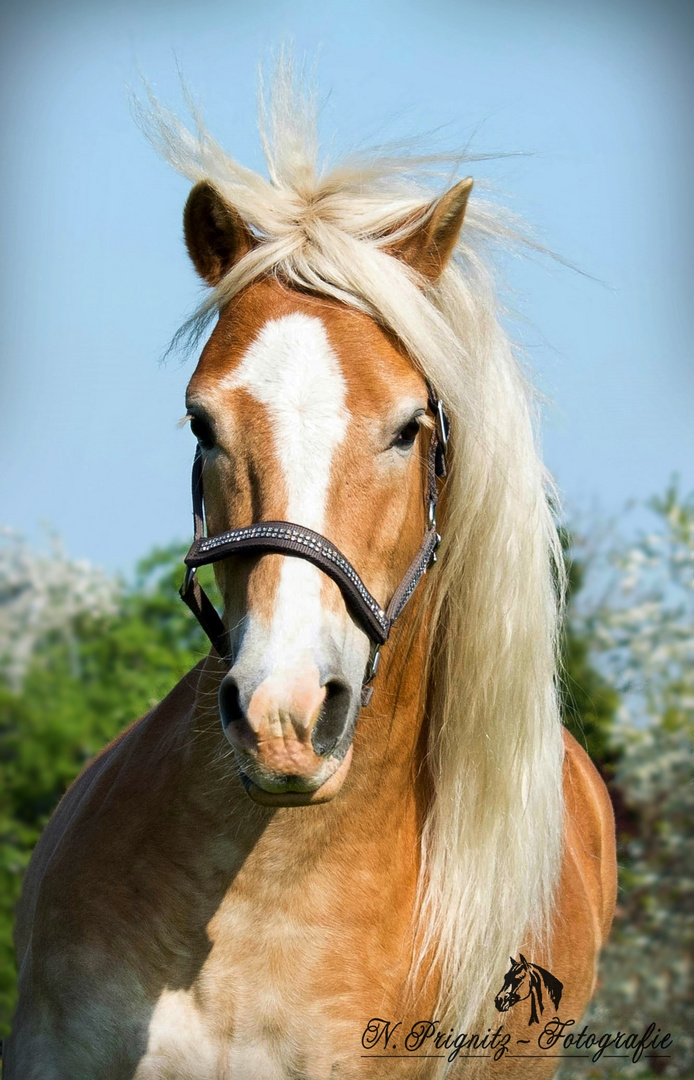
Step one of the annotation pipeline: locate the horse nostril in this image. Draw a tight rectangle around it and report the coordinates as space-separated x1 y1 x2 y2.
311 679 353 757
218 673 244 730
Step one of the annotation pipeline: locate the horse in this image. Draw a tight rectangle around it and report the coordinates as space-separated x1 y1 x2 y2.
494 955 564 1026
4 66 617 1079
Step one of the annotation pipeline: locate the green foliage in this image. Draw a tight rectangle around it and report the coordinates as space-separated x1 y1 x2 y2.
559 525 620 766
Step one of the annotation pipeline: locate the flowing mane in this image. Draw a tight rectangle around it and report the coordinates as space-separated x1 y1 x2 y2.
137 62 566 1034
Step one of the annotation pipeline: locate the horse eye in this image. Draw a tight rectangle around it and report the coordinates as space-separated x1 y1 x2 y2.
189 415 215 450
393 418 421 450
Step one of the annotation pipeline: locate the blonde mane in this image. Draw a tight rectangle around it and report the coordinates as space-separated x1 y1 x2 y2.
138 61 566 1046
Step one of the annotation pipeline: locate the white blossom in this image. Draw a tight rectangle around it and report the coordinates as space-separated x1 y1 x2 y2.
0 527 120 690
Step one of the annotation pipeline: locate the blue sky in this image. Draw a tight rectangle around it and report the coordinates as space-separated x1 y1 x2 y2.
1 0 692 573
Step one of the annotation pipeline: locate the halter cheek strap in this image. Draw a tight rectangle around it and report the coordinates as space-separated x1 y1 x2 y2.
180 394 449 706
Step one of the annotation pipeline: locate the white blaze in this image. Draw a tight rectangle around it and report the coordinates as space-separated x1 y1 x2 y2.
221 313 349 677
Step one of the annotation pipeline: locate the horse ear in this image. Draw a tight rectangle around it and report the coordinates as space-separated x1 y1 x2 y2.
510 956 516 968
387 177 473 282
183 181 255 286
519 953 529 967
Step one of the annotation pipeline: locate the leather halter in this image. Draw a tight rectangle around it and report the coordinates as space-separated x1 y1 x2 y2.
180 393 449 707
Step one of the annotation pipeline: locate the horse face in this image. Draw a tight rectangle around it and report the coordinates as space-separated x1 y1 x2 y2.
185 278 430 805
494 958 529 1012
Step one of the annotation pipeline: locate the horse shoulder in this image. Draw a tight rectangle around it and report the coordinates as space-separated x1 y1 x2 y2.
561 727 617 947
13 662 205 967
6 665 206 1077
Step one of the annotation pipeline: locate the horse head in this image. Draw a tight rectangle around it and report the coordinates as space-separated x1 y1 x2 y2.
182 178 472 806
494 954 531 1012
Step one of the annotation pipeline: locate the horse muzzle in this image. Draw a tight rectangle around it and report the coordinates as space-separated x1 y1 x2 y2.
219 664 358 806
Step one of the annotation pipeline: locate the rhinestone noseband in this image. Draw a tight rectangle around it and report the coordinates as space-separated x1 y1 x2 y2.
180 393 448 706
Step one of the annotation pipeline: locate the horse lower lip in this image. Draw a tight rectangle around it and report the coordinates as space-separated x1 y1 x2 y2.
239 746 354 806
238 770 316 794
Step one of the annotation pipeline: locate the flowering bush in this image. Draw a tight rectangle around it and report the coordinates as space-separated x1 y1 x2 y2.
0 528 120 691
562 487 694 1079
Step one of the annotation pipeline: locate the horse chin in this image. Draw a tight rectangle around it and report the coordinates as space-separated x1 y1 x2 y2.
238 745 354 807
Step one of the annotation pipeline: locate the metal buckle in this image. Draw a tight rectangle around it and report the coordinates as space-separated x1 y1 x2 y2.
428 500 437 529
435 399 449 452
427 499 442 567
428 500 441 564
429 531 442 567
180 564 196 599
363 645 381 685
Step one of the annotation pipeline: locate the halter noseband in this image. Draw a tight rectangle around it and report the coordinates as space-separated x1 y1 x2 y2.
180 392 449 707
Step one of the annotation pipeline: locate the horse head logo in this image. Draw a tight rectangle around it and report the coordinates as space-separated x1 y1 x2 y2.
494 955 563 1026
